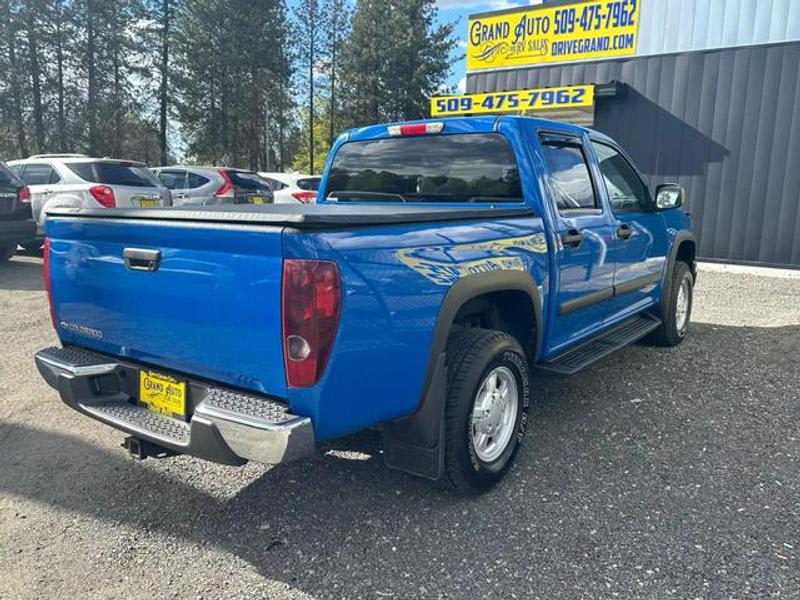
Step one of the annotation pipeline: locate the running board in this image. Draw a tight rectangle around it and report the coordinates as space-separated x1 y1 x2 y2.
536 314 662 376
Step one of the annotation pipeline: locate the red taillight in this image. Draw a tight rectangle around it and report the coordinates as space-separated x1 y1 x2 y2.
89 185 115 208
291 191 317 204
43 238 56 328
282 259 341 388
17 186 31 202
215 169 234 197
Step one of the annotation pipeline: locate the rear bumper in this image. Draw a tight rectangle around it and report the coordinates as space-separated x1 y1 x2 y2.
0 218 36 244
34 346 315 466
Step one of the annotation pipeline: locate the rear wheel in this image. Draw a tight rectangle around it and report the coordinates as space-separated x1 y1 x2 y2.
649 261 693 346
443 328 530 494
0 243 16 263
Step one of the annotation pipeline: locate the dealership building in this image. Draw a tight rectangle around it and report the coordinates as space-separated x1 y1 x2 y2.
448 0 800 268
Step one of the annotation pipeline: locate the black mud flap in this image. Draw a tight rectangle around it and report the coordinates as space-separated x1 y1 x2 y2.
383 353 447 481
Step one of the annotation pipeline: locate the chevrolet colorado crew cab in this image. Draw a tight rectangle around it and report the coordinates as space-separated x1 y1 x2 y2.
35 116 695 493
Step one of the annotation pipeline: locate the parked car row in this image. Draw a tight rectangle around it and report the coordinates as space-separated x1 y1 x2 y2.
0 152 318 255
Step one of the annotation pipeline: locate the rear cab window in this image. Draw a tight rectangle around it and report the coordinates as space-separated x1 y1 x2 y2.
67 162 157 187
325 133 523 204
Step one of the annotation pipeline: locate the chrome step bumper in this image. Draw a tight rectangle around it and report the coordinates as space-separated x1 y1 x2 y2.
35 346 315 466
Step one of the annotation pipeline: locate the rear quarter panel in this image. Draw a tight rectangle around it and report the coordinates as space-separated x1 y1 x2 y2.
285 216 550 441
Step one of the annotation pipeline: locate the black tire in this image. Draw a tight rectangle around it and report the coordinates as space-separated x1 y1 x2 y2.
0 243 16 263
443 328 530 494
649 261 693 347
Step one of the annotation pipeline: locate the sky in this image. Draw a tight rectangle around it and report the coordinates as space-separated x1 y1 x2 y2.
434 0 542 93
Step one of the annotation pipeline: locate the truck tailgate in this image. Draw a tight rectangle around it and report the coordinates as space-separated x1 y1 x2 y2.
46 216 287 397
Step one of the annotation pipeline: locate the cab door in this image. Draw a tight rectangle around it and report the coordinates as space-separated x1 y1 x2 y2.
538 131 616 356
587 139 669 323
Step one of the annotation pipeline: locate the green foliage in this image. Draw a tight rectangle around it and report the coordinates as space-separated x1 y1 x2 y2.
291 99 332 174
340 0 457 127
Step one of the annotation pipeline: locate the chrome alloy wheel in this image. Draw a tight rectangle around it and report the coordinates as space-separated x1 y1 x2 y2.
471 366 519 463
675 277 690 333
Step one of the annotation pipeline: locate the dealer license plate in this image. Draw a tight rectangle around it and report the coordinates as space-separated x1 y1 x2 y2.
139 370 186 417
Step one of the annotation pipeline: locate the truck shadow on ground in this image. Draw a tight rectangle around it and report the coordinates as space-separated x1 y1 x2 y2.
1 321 799 598
0 257 43 292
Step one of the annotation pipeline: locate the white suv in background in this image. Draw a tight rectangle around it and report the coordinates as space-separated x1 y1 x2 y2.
8 154 170 243
258 172 320 204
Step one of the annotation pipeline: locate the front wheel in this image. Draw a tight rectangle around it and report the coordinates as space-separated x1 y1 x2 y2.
649 261 694 346
444 328 530 494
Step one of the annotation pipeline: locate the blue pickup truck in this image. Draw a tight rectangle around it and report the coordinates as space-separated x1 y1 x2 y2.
35 116 695 493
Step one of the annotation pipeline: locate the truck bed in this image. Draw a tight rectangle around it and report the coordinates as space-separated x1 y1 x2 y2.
45 204 533 228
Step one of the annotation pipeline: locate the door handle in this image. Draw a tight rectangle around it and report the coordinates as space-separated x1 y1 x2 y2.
617 223 633 240
123 248 161 272
561 228 584 248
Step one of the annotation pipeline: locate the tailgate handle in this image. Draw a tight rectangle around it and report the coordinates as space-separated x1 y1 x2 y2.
124 248 161 272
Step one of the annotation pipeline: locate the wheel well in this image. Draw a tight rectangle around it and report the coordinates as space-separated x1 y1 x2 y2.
676 240 697 278
451 290 537 361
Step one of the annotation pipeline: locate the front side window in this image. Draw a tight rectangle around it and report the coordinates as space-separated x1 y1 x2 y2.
591 141 650 212
540 141 597 212
326 133 522 203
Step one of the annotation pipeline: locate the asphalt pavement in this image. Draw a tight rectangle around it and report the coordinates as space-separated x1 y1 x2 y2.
1 254 798 599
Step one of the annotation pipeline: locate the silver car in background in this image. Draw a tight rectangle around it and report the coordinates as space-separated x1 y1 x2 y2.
151 166 274 207
258 172 321 204
8 154 170 240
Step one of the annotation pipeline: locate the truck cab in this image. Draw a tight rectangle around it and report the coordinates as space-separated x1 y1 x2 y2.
34 116 695 493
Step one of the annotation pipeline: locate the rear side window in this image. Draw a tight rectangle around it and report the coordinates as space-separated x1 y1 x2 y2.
227 171 272 191
157 170 186 189
67 162 155 187
264 178 287 191
539 141 597 211
296 177 320 191
326 133 522 203
187 172 210 188
20 163 60 185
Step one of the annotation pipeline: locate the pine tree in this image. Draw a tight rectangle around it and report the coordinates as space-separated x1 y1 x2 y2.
340 0 456 127
294 0 326 174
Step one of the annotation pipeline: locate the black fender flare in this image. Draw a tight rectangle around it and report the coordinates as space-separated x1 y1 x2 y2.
660 230 696 314
383 270 543 479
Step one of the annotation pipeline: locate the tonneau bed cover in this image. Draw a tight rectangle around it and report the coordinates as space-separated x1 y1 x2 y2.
45 204 533 228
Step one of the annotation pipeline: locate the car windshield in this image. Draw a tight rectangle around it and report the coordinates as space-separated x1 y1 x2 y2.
67 162 156 187
325 133 522 203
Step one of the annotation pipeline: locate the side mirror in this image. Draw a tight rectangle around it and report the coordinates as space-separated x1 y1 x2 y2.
655 183 684 211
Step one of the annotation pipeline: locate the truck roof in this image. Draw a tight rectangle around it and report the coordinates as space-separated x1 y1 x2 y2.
345 115 610 143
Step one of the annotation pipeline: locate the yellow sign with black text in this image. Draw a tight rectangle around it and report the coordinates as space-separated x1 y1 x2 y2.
431 85 594 117
467 0 640 71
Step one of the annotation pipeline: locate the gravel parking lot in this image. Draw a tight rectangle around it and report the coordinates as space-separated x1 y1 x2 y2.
1 254 798 600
